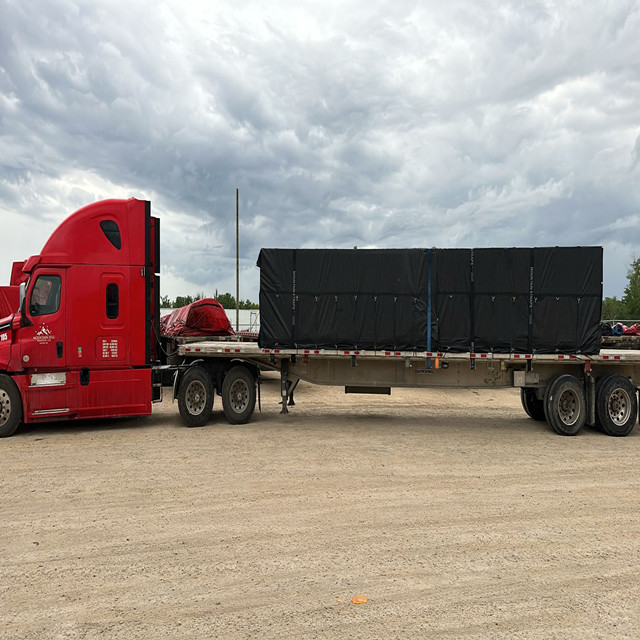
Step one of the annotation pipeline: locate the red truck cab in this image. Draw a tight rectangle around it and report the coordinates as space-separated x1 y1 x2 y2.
0 198 160 437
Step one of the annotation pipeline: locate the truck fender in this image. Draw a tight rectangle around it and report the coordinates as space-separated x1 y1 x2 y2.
226 358 259 380
172 359 205 402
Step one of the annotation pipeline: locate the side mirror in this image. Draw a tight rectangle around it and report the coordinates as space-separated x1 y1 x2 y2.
19 282 26 312
18 281 33 328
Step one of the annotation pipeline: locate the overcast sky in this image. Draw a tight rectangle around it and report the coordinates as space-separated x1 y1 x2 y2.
1 0 639 304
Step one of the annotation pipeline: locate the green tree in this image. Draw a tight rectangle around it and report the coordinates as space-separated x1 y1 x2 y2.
161 291 258 309
173 295 191 308
170 292 204 308
216 292 236 308
622 257 640 321
214 293 259 309
602 296 627 322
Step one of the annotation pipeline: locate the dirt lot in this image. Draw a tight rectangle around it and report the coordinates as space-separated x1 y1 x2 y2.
2 374 640 639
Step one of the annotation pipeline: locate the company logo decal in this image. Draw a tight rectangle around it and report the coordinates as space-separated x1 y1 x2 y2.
35 324 55 345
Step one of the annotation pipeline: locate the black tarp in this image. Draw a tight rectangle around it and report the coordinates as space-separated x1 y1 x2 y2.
257 246 603 354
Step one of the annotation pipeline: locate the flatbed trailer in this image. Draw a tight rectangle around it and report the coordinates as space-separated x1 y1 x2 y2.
171 337 640 437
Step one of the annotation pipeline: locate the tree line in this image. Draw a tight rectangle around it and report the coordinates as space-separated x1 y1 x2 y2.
602 257 640 322
160 292 258 310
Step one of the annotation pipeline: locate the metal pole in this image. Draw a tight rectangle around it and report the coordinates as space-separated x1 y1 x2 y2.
236 188 239 332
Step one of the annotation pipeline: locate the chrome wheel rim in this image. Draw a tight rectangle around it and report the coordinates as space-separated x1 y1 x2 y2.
185 380 206 415
558 389 579 426
608 388 632 425
229 379 249 413
0 389 10 427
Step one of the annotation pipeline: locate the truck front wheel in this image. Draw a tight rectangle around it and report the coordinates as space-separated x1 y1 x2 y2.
222 366 256 424
0 374 22 438
177 366 214 427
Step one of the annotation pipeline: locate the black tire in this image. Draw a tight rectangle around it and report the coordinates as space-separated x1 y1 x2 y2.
177 366 214 427
0 374 22 438
222 366 256 424
542 375 556 425
520 388 546 421
520 388 532 419
596 375 637 437
592 377 607 429
545 374 586 436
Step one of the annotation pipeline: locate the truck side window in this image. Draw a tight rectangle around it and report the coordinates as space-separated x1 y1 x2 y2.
30 275 61 316
100 220 121 250
106 283 119 319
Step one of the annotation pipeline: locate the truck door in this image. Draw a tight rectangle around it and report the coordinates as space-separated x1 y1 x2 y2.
21 271 67 369
20 269 78 421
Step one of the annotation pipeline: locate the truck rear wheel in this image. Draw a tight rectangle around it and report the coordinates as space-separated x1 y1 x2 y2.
0 374 22 438
222 366 256 424
177 366 214 427
545 374 586 436
520 388 546 421
596 375 637 437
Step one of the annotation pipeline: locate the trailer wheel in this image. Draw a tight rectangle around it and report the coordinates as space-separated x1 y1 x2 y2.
222 366 256 424
0 374 22 438
520 388 546 421
177 366 214 427
596 375 637 437
545 374 586 436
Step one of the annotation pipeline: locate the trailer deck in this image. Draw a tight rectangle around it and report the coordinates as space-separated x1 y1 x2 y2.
171 337 640 437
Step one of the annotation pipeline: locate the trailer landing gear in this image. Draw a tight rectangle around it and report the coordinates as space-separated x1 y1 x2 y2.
279 358 299 414
280 358 289 414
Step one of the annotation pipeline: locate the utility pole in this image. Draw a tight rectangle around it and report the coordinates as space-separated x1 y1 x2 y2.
236 188 239 332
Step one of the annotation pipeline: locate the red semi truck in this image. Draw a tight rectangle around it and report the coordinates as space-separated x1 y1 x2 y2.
2 198 640 438
0 198 162 436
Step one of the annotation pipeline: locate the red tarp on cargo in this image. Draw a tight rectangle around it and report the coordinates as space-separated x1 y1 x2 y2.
615 322 640 335
160 298 234 338
0 286 19 320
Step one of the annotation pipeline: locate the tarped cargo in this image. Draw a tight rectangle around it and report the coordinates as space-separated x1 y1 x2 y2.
257 247 603 354
160 298 234 338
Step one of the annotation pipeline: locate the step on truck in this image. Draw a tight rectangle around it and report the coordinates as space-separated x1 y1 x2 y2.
1 198 639 437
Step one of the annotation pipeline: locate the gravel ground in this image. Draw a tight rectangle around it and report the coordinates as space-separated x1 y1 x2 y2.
2 374 640 639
